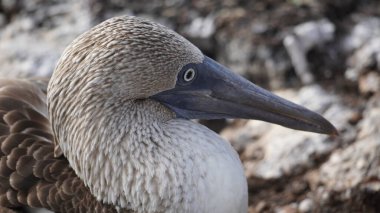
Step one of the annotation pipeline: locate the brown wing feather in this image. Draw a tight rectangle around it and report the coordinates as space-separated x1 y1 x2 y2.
0 79 125 213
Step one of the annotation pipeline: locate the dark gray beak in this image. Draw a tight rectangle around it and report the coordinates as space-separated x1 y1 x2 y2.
151 56 338 135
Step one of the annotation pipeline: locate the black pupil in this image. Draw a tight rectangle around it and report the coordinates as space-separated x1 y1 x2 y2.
185 70 194 81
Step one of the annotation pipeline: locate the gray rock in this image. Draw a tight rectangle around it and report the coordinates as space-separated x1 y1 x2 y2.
245 125 334 179
344 17 380 81
184 15 215 39
0 0 91 78
320 93 380 191
284 19 335 84
359 72 380 94
275 203 298 213
298 198 314 213
221 120 271 154
219 36 253 76
183 15 216 54
342 17 380 53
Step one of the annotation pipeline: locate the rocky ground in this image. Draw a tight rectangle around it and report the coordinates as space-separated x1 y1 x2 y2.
1 0 380 212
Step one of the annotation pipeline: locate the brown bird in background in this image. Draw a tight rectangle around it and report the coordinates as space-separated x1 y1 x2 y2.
0 16 337 213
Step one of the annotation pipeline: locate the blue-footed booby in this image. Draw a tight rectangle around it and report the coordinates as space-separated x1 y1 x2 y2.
0 16 337 213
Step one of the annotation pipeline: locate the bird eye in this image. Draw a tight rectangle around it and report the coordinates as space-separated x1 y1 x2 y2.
183 68 196 82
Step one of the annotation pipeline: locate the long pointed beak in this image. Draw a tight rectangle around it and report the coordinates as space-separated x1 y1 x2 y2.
151 56 337 135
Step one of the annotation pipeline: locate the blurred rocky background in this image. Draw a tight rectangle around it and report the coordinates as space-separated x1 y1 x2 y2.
1 0 380 212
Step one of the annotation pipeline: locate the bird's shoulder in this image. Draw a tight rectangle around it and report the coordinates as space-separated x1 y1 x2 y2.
0 79 122 213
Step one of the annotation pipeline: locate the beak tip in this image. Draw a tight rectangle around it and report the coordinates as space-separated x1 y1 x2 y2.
307 113 339 137
329 126 339 137
319 119 339 137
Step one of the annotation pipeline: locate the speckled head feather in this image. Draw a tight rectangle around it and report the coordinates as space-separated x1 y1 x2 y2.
49 16 203 102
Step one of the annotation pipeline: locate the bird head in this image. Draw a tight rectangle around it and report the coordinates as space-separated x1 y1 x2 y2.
48 15 337 137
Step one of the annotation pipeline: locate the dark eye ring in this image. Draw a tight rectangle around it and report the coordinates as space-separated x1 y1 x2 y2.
183 68 196 82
